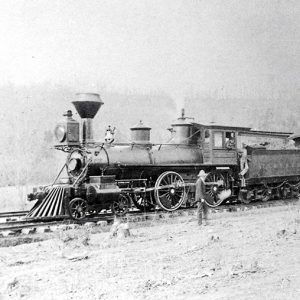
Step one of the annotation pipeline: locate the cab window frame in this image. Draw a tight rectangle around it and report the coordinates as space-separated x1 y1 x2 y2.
213 131 224 149
225 131 236 149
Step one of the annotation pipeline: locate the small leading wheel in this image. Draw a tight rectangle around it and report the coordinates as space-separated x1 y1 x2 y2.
68 197 88 220
204 171 227 207
111 194 130 216
132 192 155 212
154 171 186 211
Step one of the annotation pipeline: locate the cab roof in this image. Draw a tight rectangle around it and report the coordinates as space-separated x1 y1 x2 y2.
191 122 292 137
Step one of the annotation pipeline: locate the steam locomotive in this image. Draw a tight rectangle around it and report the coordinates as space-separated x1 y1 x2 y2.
27 93 300 220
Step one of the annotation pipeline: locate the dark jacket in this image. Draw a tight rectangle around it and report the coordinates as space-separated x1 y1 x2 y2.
195 177 206 202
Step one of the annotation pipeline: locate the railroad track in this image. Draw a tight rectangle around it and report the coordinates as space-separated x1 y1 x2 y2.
0 210 29 224
0 210 29 219
0 198 298 237
0 209 148 234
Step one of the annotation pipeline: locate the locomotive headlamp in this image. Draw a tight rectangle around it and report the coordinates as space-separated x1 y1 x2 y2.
54 110 80 146
54 125 66 142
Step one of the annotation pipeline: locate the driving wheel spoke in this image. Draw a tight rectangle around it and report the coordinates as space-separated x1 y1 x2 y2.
204 171 226 207
154 171 186 211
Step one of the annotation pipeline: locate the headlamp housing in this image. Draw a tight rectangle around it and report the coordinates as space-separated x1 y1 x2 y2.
54 125 66 142
54 110 80 147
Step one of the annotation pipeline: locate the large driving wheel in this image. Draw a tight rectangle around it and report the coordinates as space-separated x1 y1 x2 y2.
204 171 227 207
68 197 88 220
132 192 155 212
111 194 130 216
154 171 186 211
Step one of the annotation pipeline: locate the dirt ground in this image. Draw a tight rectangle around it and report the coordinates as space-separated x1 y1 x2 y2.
0 202 299 300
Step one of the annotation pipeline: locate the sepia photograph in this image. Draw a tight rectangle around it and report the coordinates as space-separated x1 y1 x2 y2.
0 0 299 299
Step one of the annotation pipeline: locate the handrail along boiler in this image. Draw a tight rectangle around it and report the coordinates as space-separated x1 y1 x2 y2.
27 93 300 220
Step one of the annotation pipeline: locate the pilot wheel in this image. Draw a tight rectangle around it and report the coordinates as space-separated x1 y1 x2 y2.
111 194 130 216
68 197 88 220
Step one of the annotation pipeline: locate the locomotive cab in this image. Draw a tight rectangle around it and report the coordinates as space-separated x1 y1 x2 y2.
191 123 250 166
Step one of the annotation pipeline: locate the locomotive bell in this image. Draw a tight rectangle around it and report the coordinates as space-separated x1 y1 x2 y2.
72 93 104 144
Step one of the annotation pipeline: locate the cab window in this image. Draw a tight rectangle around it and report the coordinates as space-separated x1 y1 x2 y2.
225 132 236 148
213 131 223 148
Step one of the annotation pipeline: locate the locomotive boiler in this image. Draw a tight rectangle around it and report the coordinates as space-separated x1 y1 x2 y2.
27 93 300 220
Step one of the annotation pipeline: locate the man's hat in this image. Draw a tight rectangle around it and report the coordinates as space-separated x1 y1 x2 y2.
197 170 207 177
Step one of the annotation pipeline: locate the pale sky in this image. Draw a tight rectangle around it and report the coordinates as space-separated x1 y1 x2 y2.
0 0 299 102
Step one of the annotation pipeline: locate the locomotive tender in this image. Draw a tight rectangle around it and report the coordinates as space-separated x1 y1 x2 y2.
27 93 300 220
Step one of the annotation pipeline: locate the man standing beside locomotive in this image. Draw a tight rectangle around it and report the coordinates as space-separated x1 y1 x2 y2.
195 170 209 226
238 143 249 187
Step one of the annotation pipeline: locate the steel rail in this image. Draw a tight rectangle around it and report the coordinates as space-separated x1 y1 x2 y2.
0 198 298 235
0 211 29 217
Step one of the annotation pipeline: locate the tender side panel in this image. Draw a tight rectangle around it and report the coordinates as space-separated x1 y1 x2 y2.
247 149 300 183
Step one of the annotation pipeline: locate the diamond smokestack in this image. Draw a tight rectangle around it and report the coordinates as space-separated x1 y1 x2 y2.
72 93 104 144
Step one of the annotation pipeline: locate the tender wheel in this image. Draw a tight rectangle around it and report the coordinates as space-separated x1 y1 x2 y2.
68 198 88 220
281 186 290 199
204 171 227 207
111 194 130 216
154 171 186 211
132 192 155 212
291 185 300 198
261 188 271 202
240 190 253 204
